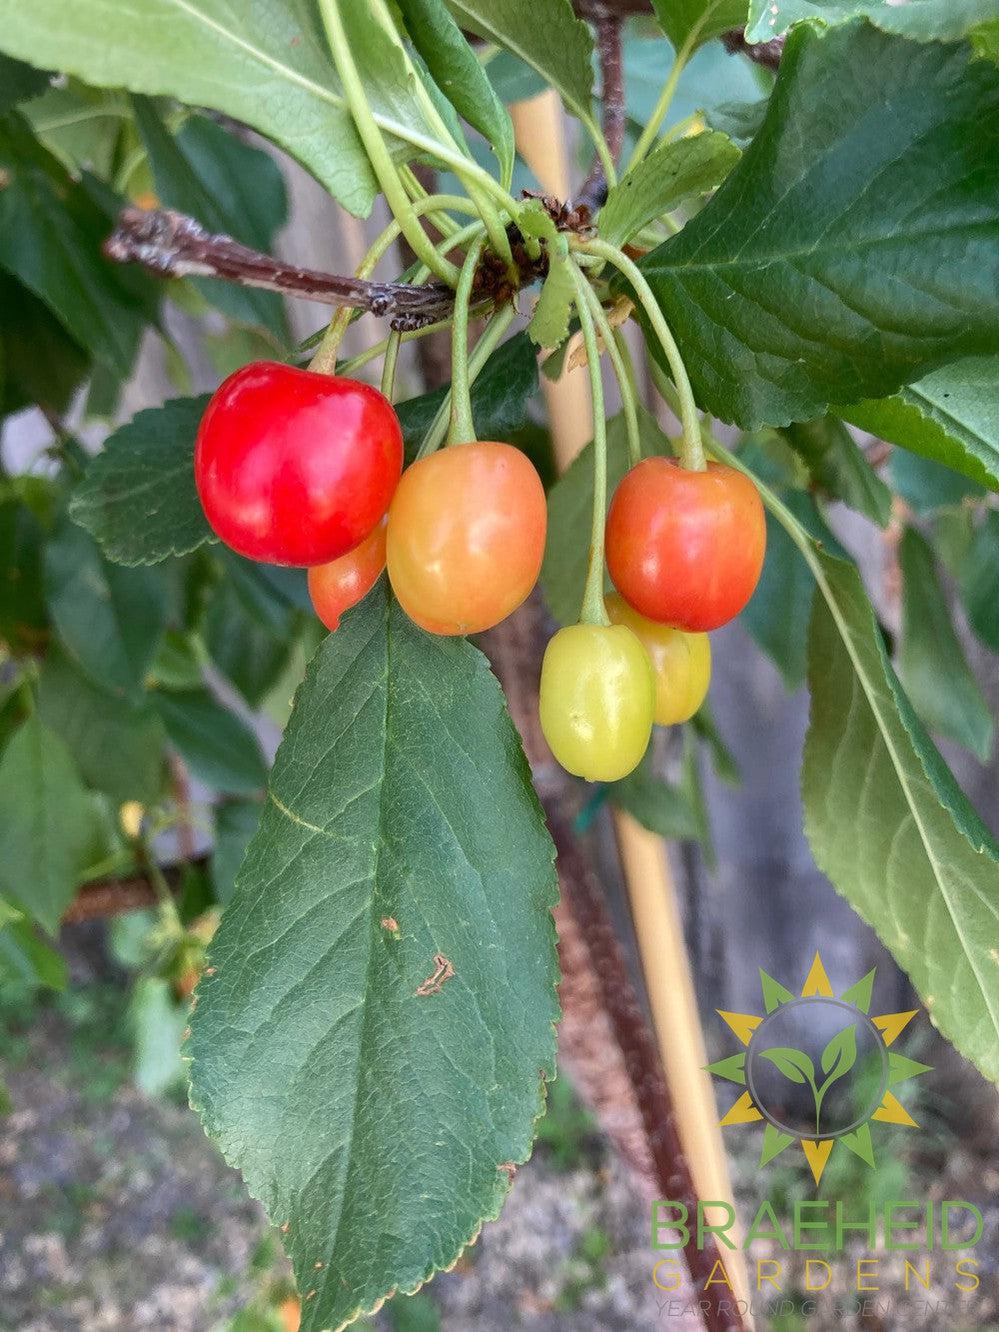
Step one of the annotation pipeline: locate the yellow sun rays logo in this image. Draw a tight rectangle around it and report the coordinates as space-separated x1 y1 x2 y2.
708 953 931 1187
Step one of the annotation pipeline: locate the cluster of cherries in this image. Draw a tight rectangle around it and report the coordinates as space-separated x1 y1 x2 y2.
195 361 765 784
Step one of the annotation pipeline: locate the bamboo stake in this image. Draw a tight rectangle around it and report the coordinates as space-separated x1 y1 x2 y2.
511 89 752 1318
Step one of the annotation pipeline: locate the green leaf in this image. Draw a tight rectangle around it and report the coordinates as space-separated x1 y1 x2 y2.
70 396 213 566
444 0 594 123
0 52 49 112
528 254 575 349
133 100 287 338
802 548 999 1085
746 0 999 44
898 527 993 761
631 22 999 430
204 582 295 708
398 0 515 186
608 750 701 840
187 584 558 1332
0 714 104 934
889 450 984 515
819 1024 857 1085
741 500 814 691
0 0 386 217
953 511 999 651
839 356 999 493
37 646 167 804
651 0 752 54
0 915 68 989
703 96 770 146
599 130 740 247
0 494 47 649
0 273 89 419
541 407 669 625
758 1046 815 1085
153 688 267 796
690 707 741 786
22 81 126 177
0 111 152 374
44 515 167 702
130 976 188 1095
210 798 263 905
784 417 892 527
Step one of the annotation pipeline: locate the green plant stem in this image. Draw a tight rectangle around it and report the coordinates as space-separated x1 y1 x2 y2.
448 235 486 444
577 236 704 471
626 14 708 171
399 165 460 238
318 0 460 285
568 262 611 628
416 305 515 460
583 112 618 189
579 284 641 467
308 197 478 375
380 331 401 400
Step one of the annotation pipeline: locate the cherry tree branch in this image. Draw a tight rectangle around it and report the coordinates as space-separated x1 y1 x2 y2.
578 12 626 209
104 207 456 330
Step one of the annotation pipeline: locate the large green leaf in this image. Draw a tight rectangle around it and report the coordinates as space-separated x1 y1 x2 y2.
651 0 751 53
0 111 152 375
839 357 999 493
43 515 167 702
802 550 999 1084
0 714 104 934
599 131 740 247
632 22 999 429
0 0 387 216
608 751 700 841
953 511 999 653
444 0 594 123
746 0 999 44
187 585 558 1332
398 0 515 186
0 273 89 420
133 101 287 338
70 396 213 565
897 528 993 761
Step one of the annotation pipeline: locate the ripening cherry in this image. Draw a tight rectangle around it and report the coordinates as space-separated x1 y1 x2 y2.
605 458 766 631
307 518 387 631
386 441 547 635
539 623 655 782
195 361 403 567
605 592 710 725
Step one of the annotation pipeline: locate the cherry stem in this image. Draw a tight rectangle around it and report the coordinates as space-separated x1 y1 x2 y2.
448 234 486 445
579 282 642 467
380 331 402 401
576 236 704 471
626 12 706 172
416 306 515 460
569 261 612 629
317 0 460 286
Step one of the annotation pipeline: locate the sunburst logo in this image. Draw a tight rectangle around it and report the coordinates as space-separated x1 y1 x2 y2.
708 953 931 1187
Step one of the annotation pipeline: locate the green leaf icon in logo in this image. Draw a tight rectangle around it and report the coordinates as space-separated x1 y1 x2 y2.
820 1024 857 1088
758 1046 815 1085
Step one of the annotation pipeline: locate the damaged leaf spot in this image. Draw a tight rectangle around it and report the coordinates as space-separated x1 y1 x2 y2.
415 953 455 997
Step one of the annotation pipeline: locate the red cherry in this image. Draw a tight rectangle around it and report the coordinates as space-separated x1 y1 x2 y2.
605 458 766 631
307 518 386 631
194 362 403 567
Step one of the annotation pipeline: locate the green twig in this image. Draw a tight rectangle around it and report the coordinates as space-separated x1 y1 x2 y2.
579 284 641 467
416 305 515 460
448 235 486 444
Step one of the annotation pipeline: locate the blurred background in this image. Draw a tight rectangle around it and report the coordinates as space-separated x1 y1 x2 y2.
2 16 998 1332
